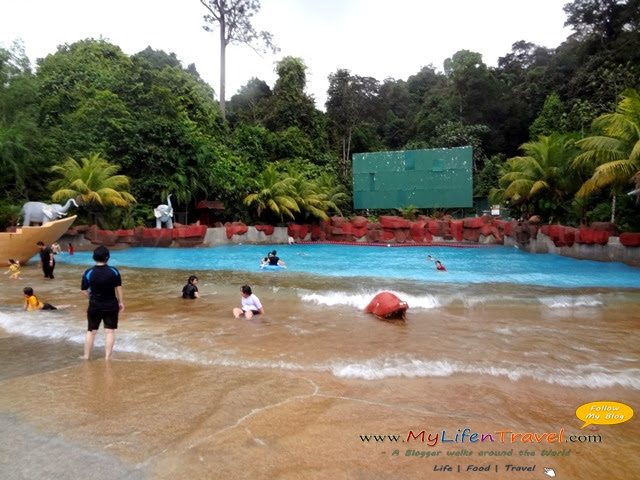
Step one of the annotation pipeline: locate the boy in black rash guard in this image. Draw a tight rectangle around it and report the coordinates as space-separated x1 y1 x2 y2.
81 246 124 360
182 275 200 299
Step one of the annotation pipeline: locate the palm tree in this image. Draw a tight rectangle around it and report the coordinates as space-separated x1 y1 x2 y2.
243 164 299 222
49 153 136 226
573 88 640 222
491 134 579 222
491 156 533 219
315 172 348 216
286 168 331 221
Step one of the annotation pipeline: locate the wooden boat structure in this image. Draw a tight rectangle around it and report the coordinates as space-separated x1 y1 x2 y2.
364 291 409 321
0 215 77 265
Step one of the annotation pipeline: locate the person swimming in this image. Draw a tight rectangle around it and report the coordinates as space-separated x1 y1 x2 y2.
261 251 286 268
267 250 286 268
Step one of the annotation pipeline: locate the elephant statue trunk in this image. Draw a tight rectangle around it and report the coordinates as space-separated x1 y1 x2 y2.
20 198 79 226
154 194 174 229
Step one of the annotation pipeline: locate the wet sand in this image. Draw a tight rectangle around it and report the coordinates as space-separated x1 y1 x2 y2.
1 262 639 479
1 354 639 479
0 328 640 479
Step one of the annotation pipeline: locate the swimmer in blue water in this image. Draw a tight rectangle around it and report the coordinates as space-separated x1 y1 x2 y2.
267 250 286 268
261 251 286 268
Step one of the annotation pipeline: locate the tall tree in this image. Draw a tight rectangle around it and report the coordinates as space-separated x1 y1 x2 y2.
326 69 380 173
573 88 640 222
266 57 327 161
429 121 490 173
36 39 134 163
227 77 272 125
443 49 520 154
0 41 42 201
199 0 278 120
36 39 224 215
269 57 317 130
529 93 566 138
563 0 640 44
558 0 640 112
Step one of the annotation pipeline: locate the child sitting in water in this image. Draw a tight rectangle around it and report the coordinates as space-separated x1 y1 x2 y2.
181 275 200 299
23 286 73 311
5 259 20 279
435 260 446 271
233 285 264 319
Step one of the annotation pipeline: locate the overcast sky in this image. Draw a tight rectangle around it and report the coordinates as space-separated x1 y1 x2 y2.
1 0 572 109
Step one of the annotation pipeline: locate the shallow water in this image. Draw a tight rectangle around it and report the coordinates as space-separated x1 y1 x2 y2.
2 247 639 479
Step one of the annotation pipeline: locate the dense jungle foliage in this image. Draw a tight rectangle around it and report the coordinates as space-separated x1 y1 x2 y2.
1 0 639 231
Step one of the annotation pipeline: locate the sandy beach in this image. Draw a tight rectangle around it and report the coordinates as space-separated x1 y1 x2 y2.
2 355 639 479
1 259 639 479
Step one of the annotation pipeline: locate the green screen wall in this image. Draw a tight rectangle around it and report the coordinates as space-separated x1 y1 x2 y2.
352 146 473 209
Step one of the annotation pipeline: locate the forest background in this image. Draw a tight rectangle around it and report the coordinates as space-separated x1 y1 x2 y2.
1 0 639 232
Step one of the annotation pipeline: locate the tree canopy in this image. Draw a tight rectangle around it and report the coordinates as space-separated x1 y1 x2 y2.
1 0 639 231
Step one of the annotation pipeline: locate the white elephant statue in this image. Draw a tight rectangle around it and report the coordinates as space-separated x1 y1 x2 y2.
154 194 174 229
20 199 79 226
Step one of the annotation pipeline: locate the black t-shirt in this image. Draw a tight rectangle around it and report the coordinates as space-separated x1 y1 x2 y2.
81 264 122 312
182 284 198 299
39 246 54 263
268 255 280 265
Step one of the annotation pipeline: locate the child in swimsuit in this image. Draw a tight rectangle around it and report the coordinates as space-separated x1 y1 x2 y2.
5 259 20 279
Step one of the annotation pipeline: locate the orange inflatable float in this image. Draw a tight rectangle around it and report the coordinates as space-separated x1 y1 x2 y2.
364 292 409 321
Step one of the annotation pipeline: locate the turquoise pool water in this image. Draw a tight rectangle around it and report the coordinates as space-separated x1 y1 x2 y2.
53 244 639 289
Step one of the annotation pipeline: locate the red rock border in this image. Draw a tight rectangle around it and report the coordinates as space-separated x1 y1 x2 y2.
63 216 639 251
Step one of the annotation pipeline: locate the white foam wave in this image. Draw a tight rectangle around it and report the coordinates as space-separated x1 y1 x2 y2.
329 356 640 389
570 345 597 353
299 290 441 310
494 327 513 335
0 311 84 343
539 295 604 308
298 289 604 311
2 313 637 390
